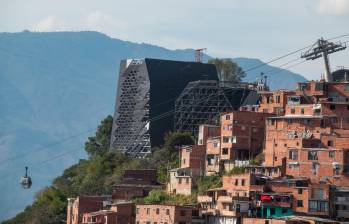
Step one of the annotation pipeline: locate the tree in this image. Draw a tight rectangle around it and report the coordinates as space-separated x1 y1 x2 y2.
164 132 194 152
85 115 113 157
208 58 246 82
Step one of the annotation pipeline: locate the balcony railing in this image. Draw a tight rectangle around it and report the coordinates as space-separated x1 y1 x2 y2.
217 196 233 203
197 195 213 203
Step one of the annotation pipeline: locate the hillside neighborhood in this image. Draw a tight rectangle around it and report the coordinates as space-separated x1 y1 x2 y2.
65 38 349 224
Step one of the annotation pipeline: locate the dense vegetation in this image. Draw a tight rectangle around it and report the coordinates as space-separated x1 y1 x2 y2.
4 116 220 224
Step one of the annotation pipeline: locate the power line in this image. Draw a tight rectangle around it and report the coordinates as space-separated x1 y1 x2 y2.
244 33 349 73
0 128 95 166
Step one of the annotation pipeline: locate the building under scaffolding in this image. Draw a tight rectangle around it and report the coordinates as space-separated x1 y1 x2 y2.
174 80 259 135
110 58 218 157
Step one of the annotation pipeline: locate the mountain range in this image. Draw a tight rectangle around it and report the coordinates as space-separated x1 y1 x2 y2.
0 31 306 220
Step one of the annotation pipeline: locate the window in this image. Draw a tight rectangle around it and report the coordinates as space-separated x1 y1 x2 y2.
146 208 150 214
136 208 139 214
297 200 303 207
274 156 278 161
222 148 229 155
329 151 335 158
183 159 186 165
241 179 245 186
298 188 303 194
186 178 189 184
330 104 336 110
226 115 230 120
328 140 334 147
180 210 186 216
166 209 170 215
241 125 246 131
312 162 320 175
289 150 298 160
330 117 337 123
288 119 293 124
156 208 160 214
312 188 325 199
275 95 281 103
213 142 219 148
263 109 269 113
282 208 288 214
291 108 295 114
270 208 276 216
235 179 238 186
223 137 230 143
303 119 310 125
309 200 328 212
178 178 182 184
308 151 318 160
301 108 305 114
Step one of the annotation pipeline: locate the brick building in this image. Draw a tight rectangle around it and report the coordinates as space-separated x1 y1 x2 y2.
219 111 273 172
112 169 162 200
135 204 197 224
81 202 135 224
67 196 112 224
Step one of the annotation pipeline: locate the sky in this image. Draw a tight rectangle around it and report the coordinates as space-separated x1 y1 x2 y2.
1 0 349 80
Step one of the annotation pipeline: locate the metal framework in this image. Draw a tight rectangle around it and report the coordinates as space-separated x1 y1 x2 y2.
174 80 258 135
301 38 346 82
195 48 207 63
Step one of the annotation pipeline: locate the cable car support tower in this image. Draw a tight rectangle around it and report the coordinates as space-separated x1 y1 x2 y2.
301 38 346 82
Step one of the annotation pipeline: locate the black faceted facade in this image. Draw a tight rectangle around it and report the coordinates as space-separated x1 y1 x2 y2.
110 58 218 157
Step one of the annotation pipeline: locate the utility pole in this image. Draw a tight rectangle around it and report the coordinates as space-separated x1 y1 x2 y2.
301 38 346 82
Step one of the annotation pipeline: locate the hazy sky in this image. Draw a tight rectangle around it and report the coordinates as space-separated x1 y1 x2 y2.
1 0 349 80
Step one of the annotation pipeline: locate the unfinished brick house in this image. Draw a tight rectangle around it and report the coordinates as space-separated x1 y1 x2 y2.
135 204 197 224
219 111 274 172
67 196 112 224
81 202 135 224
112 169 162 200
167 125 219 195
262 80 349 186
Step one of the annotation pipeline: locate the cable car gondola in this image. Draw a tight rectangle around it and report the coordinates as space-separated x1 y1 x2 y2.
21 166 32 189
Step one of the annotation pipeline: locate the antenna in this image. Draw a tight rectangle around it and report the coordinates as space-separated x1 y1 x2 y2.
195 48 207 63
301 38 346 82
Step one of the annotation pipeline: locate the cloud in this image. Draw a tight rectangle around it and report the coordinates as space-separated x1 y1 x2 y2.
32 16 65 31
317 0 349 15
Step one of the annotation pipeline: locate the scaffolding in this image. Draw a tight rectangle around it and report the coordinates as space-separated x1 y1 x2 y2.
174 80 258 136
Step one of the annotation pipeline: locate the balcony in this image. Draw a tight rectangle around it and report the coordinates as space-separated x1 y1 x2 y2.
217 196 233 203
198 195 213 203
260 194 292 208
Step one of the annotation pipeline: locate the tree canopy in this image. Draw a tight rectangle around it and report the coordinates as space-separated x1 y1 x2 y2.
208 58 246 82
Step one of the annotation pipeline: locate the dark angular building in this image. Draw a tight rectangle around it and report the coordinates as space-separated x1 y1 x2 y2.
174 80 259 135
110 58 218 157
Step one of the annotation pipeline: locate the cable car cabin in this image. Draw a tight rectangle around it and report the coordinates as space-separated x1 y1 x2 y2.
21 167 32 189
